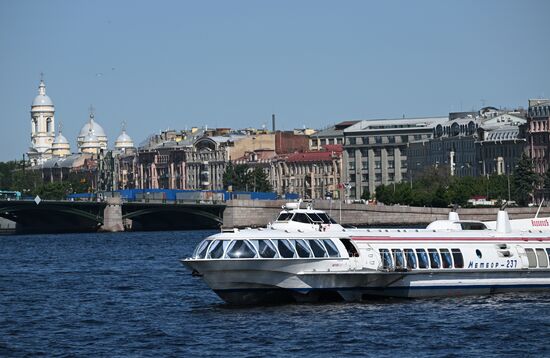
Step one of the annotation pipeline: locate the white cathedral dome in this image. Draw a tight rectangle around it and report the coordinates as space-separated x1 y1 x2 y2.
115 130 134 149
53 132 69 145
31 80 54 109
52 129 71 157
79 116 107 138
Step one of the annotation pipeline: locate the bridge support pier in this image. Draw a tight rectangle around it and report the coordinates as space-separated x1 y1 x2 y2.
101 197 124 232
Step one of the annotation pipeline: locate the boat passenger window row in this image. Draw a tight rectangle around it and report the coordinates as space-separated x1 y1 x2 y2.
379 248 464 270
193 239 342 259
524 248 550 268
275 212 337 225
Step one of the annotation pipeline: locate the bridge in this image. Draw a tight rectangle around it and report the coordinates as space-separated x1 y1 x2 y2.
0 199 225 234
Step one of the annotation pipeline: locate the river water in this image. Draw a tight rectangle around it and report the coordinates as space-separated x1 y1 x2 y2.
1 230 550 357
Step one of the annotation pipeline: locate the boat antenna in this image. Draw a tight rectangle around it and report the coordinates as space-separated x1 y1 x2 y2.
535 199 544 218
500 201 508 211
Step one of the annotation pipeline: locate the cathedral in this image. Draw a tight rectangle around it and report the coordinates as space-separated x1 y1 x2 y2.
27 77 135 166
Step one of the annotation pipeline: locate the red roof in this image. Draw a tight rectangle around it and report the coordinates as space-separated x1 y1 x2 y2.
322 144 343 152
286 151 339 163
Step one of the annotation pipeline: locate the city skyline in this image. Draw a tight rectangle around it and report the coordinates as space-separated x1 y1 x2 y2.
1 0 549 161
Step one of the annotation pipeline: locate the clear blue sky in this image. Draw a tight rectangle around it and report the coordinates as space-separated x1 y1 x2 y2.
1 0 549 161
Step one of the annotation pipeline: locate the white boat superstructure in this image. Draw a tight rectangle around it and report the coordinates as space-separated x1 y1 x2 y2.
182 210 550 305
267 201 345 233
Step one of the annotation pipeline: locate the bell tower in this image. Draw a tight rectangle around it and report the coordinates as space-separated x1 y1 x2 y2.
28 74 56 165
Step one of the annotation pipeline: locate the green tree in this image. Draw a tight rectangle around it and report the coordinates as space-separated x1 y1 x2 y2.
249 167 272 192
513 153 537 206
360 187 370 201
35 182 72 200
431 186 448 207
222 164 272 192
543 167 550 200
222 162 237 190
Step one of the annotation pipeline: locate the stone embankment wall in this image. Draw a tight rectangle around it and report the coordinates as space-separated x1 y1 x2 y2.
223 199 550 228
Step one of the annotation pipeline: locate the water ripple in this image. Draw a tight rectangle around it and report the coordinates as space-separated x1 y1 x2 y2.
1 231 550 357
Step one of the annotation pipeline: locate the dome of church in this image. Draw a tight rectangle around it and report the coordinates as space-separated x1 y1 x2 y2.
79 116 107 138
52 130 71 157
31 80 54 108
115 130 134 149
82 132 100 148
53 132 69 145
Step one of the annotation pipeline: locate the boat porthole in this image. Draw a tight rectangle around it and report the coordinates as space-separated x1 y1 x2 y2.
476 249 482 259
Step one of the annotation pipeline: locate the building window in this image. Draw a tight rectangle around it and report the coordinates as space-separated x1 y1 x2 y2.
361 149 369 157
348 137 356 145
414 134 422 141
388 160 394 169
337 138 343 144
401 135 408 143
375 173 381 182
375 136 382 144
375 161 381 169
362 137 369 145
388 136 395 143
361 161 368 170
388 173 394 181
362 174 368 182
387 148 394 156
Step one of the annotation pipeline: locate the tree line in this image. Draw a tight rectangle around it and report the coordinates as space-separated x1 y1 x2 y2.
368 154 543 207
0 161 91 200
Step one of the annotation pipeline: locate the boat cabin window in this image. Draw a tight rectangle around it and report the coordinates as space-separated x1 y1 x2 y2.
309 239 328 257
276 213 293 221
525 248 538 268
391 249 405 269
536 248 548 268
225 240 257 259
428 248 441 268
276 239 296 258
379 249 392 269
340 239 359 257
460 222 487 230
439 249 452 268
317 213 337 224
194 240 211 259
254 239 278 258
546 248 550 265
207 240 225 259
293 239 312 258
293 213 311 224
307 213 324 223
416 249 429 269
322 239 341 257
451 248 464 268
404 248 417 269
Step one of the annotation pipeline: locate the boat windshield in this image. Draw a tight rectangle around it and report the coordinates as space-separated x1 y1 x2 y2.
225 240 257 259
194 240 211 259
307 213 324 223
276 212 293 222
317 213 337 224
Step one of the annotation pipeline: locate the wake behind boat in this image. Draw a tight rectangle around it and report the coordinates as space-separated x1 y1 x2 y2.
182 203 550 305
